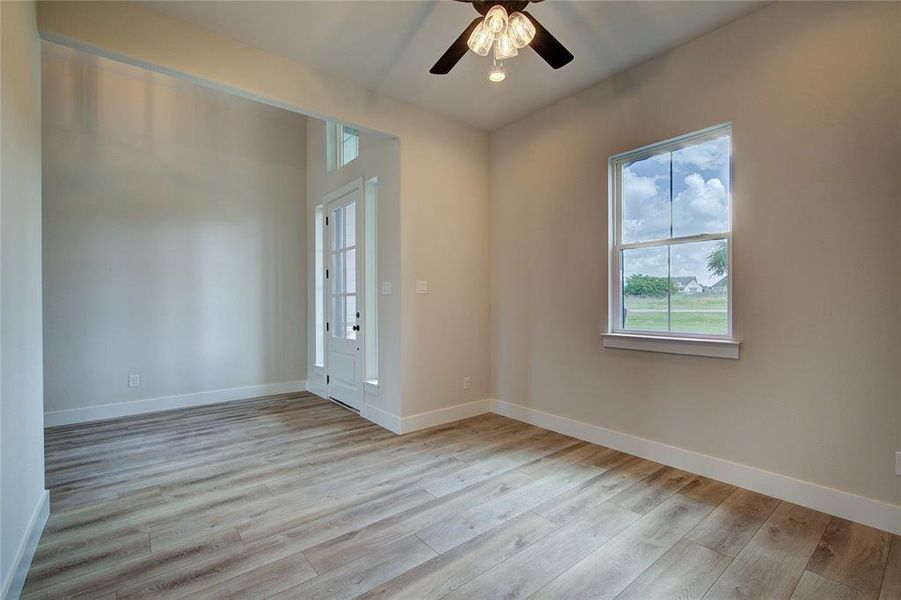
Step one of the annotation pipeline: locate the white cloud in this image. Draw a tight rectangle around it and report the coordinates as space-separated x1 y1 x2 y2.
622 166 658 202
623 246 667 276
671 241 721 286
622 166 668 241
673 174 728 236
673 137 729 171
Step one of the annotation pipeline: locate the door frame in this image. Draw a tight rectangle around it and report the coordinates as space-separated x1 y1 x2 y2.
322 177 365 411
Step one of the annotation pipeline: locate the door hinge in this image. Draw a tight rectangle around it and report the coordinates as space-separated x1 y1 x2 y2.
326 322 330 332
326 375 330 384
325 216 329 226
326 269 329 279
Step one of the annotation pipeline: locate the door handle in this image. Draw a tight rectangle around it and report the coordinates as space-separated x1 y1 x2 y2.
352 325 360 331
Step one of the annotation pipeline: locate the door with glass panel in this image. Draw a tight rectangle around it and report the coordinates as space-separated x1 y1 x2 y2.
325 181 364 411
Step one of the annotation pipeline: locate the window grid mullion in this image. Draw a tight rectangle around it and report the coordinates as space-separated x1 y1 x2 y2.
617 232 730 252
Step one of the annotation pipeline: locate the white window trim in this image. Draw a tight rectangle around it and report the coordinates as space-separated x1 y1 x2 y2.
605 123 739 359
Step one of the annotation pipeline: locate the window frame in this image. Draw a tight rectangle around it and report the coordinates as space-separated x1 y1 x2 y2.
607 123 736 349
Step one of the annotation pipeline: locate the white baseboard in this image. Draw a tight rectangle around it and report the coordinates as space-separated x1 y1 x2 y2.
306 379 327 399
361 403 402 434
44 381 308 427
1 489 49 600
360 399 491 435
400 399 491 434
492 399 901 535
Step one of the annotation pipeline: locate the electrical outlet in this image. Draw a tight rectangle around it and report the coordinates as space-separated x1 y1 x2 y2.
381 281 392 295
128 374 140 388
463 376 471 391
416 280 429 294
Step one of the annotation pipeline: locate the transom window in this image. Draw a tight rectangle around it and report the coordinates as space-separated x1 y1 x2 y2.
609 124 732 340
328 122 359 171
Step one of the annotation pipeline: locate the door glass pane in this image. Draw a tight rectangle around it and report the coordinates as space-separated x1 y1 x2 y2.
333 249 344 295
344 201 356 248
622 246 669 332
672 135 730 238
345 295 357 340
621 153 671 244
333 294 345 339
332 206 344 250
670 239 728 335
345 248 356 294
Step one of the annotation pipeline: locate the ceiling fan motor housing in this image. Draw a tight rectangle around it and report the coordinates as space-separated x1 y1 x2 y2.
471 1 532 17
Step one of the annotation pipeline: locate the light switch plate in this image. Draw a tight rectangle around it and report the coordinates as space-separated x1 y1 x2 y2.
128 374 140 388
416 280 429 294
381 281 392 295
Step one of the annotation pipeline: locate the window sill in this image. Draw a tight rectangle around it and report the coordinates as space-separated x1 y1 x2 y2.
602 333 740 359
363 379 379 395
312 363 325 375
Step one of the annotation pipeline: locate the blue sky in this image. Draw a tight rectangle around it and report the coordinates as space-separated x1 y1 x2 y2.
621 135 730 287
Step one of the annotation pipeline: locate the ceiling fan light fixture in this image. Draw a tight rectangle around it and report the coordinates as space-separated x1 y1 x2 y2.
484 5 509 34
494 31 519 60
507 12 536 48
488 63 506 83
467 21 494 56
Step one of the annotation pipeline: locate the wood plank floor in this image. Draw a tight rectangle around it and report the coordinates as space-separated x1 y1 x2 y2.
22 392 899 599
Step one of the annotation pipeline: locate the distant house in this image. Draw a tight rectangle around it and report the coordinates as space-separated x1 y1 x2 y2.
672 276 703 294
708 276 728 293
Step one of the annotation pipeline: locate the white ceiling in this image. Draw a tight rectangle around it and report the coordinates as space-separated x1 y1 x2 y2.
141 1 763 131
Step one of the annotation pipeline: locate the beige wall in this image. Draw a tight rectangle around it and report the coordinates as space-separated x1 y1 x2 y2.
305 119 402 416
37 0 491 421
1 0 47 595
41 43 308 417
490 1 901 506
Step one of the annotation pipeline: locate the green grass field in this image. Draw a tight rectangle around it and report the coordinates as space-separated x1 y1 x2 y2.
623 293 727 335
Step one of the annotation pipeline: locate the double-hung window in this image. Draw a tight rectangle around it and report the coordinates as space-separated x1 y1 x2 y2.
606 124 738 358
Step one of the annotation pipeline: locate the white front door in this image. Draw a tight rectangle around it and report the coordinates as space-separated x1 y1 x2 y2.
325 181 364 411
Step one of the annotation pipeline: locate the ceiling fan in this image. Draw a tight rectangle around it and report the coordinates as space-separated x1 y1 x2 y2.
430 0 573 82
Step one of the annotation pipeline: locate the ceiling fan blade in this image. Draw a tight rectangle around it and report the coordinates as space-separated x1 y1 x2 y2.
522 10 573 70
430 17 483 75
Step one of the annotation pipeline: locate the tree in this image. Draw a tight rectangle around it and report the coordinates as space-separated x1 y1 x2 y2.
707 242 728 277
624 274 675 297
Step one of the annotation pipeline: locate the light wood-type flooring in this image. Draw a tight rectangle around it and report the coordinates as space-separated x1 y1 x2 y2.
22 392 901 599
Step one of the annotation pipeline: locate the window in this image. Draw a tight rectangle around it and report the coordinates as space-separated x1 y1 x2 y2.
328 121 359 171
341 125 360 166
314 205 324 367
606 124 738 358
364 178 378 385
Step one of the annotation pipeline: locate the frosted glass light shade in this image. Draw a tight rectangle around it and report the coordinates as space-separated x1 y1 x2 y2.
484 5 508 34
507 12 536 48
467 21 494 56
494 32 519 60
489 64 506 83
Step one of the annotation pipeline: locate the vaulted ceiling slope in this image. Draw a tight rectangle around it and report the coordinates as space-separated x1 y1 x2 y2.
141 1 763 131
